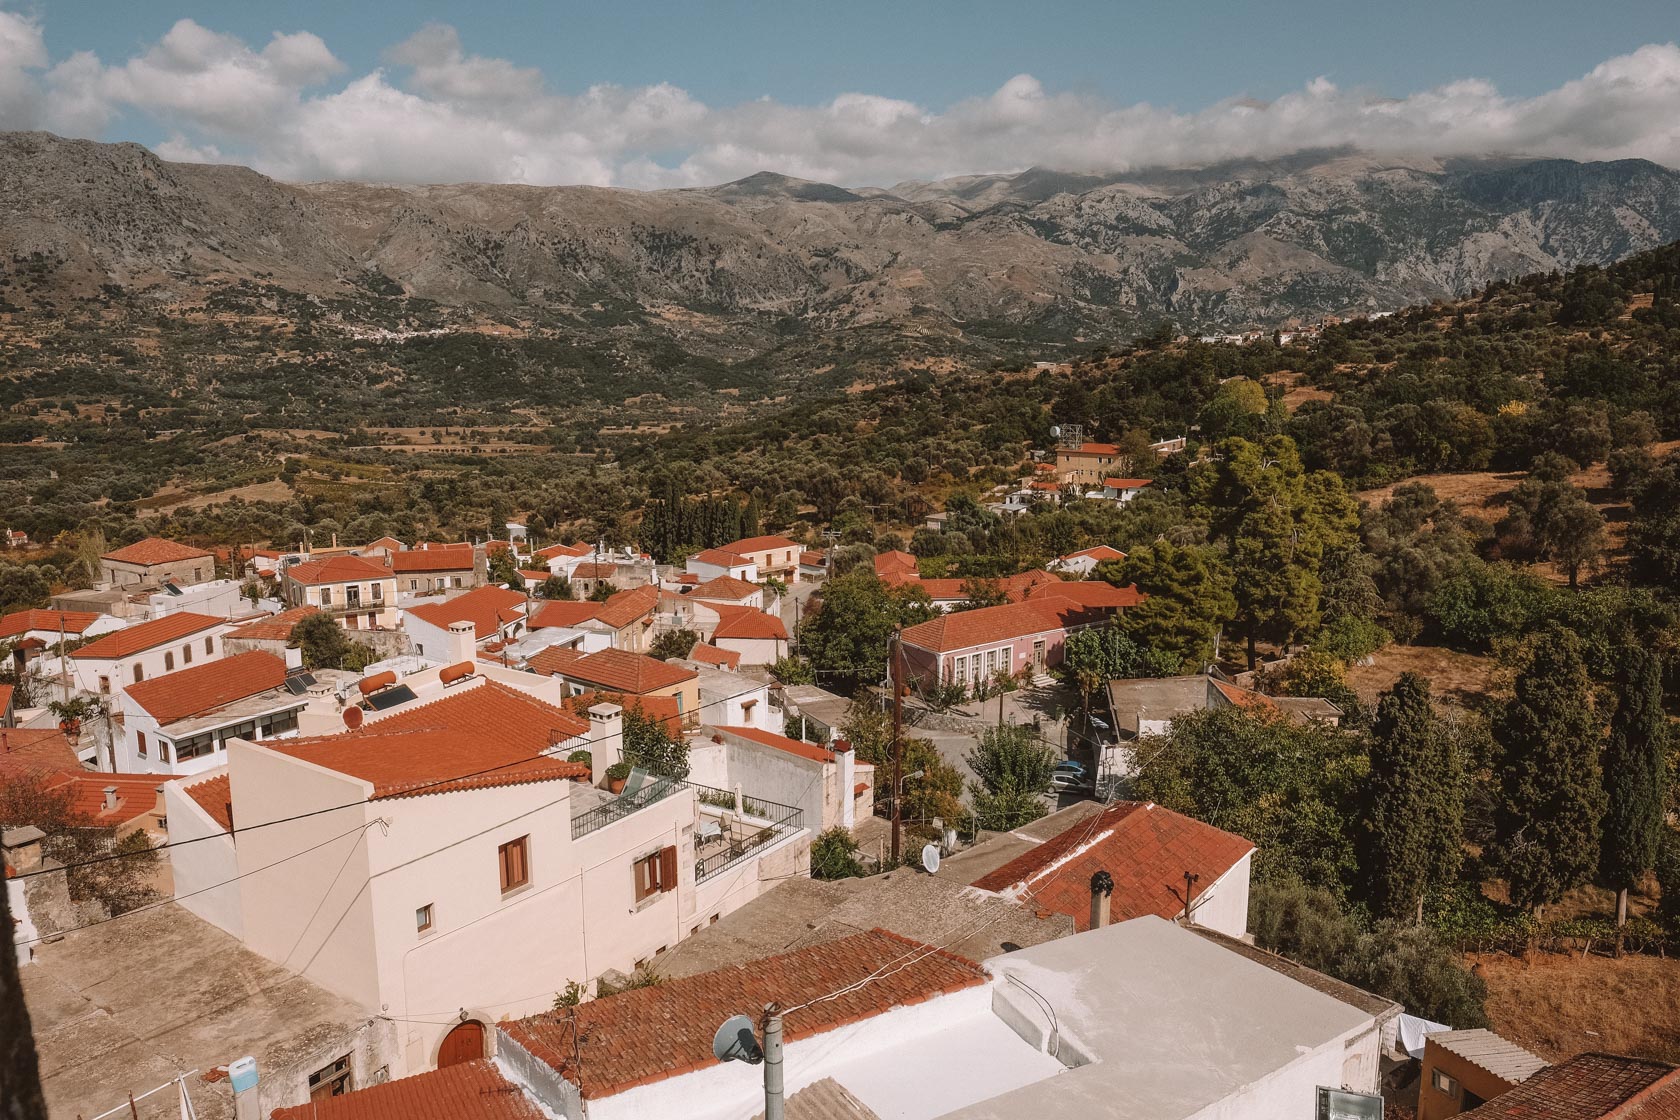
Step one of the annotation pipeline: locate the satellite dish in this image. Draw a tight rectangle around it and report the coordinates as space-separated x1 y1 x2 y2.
712 1015 763 1065
921 843 941 874
1050 425 1061 438
342 706 363 730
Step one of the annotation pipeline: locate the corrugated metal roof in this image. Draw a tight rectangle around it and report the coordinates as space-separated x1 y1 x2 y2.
756 1078 882 1120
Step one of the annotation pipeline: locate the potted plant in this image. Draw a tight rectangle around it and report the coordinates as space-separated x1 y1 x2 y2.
49 696 105 739
604 760 632 795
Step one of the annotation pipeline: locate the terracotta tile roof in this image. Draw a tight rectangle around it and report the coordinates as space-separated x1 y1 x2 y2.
363 536 405 552
101 537 211 565
1458 1053 1680 1119
41 772 162 826
688 642 741 669
898 596 1091 655
800 551 826 567
1061 545 1126 563
285 554 393 585
1102 477 1153 490
484 540 515 554
1072 442 1119 456
593 585 659 630
723 534 801 556
1024 579 1145 610
711 605 789 642
1029 480 1061 491
558 648 696 695
572 562 619 579
123 650 290 724
391 549 476 574
715 725 833 763
873 550 919 578
267 680 589 799
518 570 551 584
1210 678 1278 711
0 684 11 714
527 645 586 676
70 612 225 660
0 727 81 780
503 929 988 1100
271 1059 548 1120
405 586 528 640
529 601 604 629
0 609 104 639
225 605 321 642
185 774 233 832
692 547 751 567
970 801 1254 931
690 575 762 603
535 541 591 560
567 690 682 734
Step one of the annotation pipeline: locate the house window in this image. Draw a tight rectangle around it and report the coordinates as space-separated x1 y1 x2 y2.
204 636 214 655
193 567 203 582
308 1055 353 1101
634 846 678 903
174 733 215 761
452 576 464 589
1433 1070 1459 1098
410 579 419 591
984 649 997 676
498 836 530 892
164 651 175 672
416 904 433 933
133 665 145 684
136 732 147 758
954 657 968 684
183 643 192 665
320 587 332 607
98 676 110 695
372 583 383 601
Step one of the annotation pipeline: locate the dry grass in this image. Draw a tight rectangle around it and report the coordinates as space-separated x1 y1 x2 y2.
1473 949 1680 1063
1347 643 1501 707
145 478 295 513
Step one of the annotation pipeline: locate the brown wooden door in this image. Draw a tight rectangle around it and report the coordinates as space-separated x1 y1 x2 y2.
438 1020 485 1067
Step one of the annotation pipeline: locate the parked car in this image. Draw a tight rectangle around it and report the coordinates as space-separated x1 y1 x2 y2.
1050 760 1090 790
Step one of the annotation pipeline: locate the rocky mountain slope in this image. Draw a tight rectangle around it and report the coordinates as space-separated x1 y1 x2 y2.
3 131 1679 345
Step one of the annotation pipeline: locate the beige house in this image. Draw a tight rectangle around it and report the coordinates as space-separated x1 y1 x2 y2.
391 545 480 593
719 534 802 583
282 555 400 630
100 537 215 588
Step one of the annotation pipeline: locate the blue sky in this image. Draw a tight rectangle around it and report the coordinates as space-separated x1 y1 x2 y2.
3 2 1679 186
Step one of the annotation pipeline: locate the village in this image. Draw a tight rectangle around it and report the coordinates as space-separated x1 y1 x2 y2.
3 415 1673 1120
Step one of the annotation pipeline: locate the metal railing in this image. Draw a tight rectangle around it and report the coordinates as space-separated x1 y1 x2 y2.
570 774 686 839
568 774 803 880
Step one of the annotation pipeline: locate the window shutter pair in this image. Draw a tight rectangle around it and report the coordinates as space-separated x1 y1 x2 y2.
658 845 678 892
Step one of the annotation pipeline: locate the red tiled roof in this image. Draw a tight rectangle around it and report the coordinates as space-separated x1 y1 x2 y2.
692 547 750 567
711 605 789 642
873 550 919 578
527 645 586 676
593 585 659 630
518 570 550 584
271 1059 547 1120
566 691 682 735
688 642 741 669
558 648 696 695
0 609 104 639
898 596 1091 655
1210 678 1278 711
1061 545 1126 563
1029 480 1061 491
1458 1053 1680 1119
123 651 289 724
722 534 800 556
715 725 832 763
1070 442 1119 456
70 612 224 661
0 727 80 780
285 554 392 585
970 801 1254 930
363 536 405 552
185 774 233 832
101 537 211 565
405 586 528 640
484 540 515 554
225 606 321 642
41 772 162 826
267 680 589 799
689 575 762 603
800 551 826 567
1103 477 1153 490
391 550 475 574
503 929 987 1100
0 684 11 714
1024 579 1145 610
535 541 591 560
529 601 604 629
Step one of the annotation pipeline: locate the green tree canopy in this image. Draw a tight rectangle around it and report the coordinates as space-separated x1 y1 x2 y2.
966 723 1054 831
1106 540 1236 670
1598 647 1669 925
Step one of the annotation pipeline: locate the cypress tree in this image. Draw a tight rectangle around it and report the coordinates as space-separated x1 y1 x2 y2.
1491 625 1606 916
1599 646 1669 927
1358 673 1463 922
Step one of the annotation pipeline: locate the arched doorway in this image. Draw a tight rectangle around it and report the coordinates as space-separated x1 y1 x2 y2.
438 1020 486 1067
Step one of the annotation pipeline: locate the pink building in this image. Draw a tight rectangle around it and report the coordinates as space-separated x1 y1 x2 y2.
898 597 1099 690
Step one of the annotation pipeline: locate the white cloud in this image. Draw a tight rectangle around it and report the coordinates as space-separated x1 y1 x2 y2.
15 17 1680 188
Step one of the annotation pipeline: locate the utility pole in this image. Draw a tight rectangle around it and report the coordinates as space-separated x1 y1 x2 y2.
890 630 904 865
761 1003 784 1120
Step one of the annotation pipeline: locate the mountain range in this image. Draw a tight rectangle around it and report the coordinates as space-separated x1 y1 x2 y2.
4 131 1680 351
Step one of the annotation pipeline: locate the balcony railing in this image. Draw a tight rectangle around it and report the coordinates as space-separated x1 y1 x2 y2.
568 773 803 881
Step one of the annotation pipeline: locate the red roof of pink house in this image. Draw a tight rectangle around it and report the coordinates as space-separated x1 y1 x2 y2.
0 609 104 639
405 586 528 640
710 605 789 642
70 612 224 660
502 929 987 1100
271 1060 547 1120
687 642 741 669
898 597 1091 654
268 681 589 799
715 725 832 763
101 537 211 565
1024 580 1145 610
285 554 392 586
391 549 475 574
124 651 289 724
971 801 1254 931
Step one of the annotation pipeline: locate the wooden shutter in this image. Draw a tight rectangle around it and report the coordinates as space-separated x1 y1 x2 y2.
658 845 678 892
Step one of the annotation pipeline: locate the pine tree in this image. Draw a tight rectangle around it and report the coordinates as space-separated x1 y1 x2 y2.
1358 673 1463 921
1599 646 1668 927
1491 625 1606 915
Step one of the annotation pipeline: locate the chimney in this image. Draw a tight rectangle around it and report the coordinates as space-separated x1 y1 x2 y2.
587 703 623 784
2 825 45 875
1089 869 1114 930
446 620 476 665
833 739 856 829
102 786 118 813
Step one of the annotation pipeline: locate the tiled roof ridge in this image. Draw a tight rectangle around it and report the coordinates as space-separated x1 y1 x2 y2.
864 925 989 975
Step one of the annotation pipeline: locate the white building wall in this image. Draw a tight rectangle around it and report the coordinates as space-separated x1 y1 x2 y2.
164 774 243 937
1184 1021 1380 1120
685 558 758 583
1188 851 1252 939
402 614 458 663
713 635 785 667
71 625 229 697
